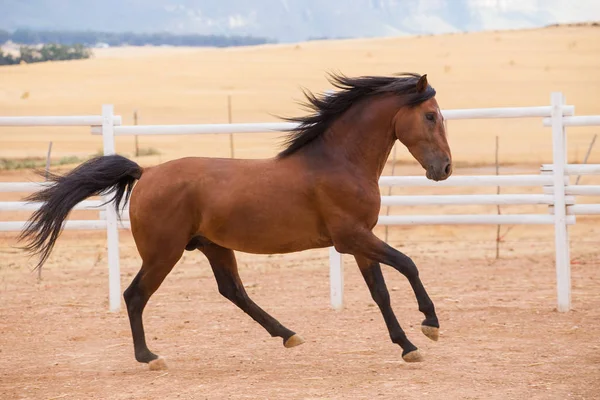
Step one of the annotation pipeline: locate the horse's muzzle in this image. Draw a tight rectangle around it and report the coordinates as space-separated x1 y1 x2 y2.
426 161 452 181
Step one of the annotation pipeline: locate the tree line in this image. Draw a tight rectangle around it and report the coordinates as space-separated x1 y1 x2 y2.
0 29 274 48
0 43 92 65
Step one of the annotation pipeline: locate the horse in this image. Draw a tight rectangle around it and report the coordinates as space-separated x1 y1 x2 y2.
19 72 452 370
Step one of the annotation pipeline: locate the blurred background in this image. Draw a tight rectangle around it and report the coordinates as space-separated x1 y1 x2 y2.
1 0 599 166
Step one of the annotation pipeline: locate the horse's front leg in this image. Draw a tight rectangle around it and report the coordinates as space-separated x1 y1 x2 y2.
336 230 439 360
354 255 422 362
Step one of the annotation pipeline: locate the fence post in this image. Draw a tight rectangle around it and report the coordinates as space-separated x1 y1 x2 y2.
329 247 344 310
102 104 121 312
550 92 571 312
323 89 344 309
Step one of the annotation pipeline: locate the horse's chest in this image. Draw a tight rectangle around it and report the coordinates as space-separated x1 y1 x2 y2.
343 187 381 220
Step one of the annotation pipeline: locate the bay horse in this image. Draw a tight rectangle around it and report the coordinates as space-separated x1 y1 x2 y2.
20 73 452 369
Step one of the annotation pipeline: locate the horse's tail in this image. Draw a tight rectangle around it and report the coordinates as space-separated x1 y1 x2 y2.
19 154 143 270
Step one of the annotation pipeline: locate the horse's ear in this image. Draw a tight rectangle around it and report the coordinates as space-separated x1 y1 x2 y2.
416 74 428 93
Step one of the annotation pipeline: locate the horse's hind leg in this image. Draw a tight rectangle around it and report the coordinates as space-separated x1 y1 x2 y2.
123 246 184 370
197 238 303 348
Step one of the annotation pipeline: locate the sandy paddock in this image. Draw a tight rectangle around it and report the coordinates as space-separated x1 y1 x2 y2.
1 172 599 399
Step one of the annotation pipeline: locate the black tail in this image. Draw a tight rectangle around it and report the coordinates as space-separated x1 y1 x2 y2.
19 154 143 269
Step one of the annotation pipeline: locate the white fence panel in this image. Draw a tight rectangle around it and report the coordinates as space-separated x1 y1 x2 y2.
2 100 599 314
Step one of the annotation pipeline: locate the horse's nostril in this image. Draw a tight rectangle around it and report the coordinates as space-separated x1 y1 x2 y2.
444 163 452 175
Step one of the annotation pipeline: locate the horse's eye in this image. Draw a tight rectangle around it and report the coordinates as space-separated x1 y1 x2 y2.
425 113 436 122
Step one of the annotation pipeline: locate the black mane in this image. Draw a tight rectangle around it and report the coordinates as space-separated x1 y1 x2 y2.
278 73 436 158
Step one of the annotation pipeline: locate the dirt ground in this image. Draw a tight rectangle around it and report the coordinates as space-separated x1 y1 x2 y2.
1 211 599 400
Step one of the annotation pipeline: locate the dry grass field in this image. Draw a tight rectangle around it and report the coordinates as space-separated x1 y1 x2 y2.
1 24 599 164
1 25 600 399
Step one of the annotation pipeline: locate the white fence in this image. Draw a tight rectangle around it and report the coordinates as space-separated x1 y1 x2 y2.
1 94 598 313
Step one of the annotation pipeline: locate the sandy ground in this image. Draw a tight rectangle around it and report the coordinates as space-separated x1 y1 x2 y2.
1 162 600 399
0 223 599 400
1 24 600 399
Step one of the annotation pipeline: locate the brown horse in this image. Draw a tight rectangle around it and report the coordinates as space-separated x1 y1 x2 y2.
20 73 452 369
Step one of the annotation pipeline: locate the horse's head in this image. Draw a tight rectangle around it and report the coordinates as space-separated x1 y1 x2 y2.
393 74 452 181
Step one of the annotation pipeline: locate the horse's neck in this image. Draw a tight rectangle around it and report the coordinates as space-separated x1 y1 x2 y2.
323 96 398 179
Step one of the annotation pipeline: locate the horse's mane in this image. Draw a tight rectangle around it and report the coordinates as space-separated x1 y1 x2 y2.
278 72 436 158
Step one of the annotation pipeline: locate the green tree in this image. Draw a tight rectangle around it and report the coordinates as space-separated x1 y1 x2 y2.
0 49 18 65
8 29 274 48
19 45 40 63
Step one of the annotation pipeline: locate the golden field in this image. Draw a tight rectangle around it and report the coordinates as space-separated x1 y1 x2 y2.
0 25 599 166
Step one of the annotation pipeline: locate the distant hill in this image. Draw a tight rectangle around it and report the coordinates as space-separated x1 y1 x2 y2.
2 0 599 43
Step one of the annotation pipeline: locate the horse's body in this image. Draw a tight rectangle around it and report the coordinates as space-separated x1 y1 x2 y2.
134 156 333 255
20 73 452 369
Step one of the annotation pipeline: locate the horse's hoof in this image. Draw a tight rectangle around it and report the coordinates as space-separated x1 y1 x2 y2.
284 334 305 348
402 350 423 363
421 325 439 341
148 357 168 371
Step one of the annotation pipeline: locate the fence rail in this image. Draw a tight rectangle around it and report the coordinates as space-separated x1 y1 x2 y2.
380 194 567 206
0 115 122 127
0 220 108 232
0 182 52 192
542 164 600 175
544 185 600 196
543 115 600 127
378 214 574 225
0 200 103 211
378 174 560 187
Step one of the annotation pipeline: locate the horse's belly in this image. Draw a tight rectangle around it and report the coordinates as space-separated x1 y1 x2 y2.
200 205 331 254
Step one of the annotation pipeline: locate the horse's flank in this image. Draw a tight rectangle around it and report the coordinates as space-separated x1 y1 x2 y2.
130 156 335 255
